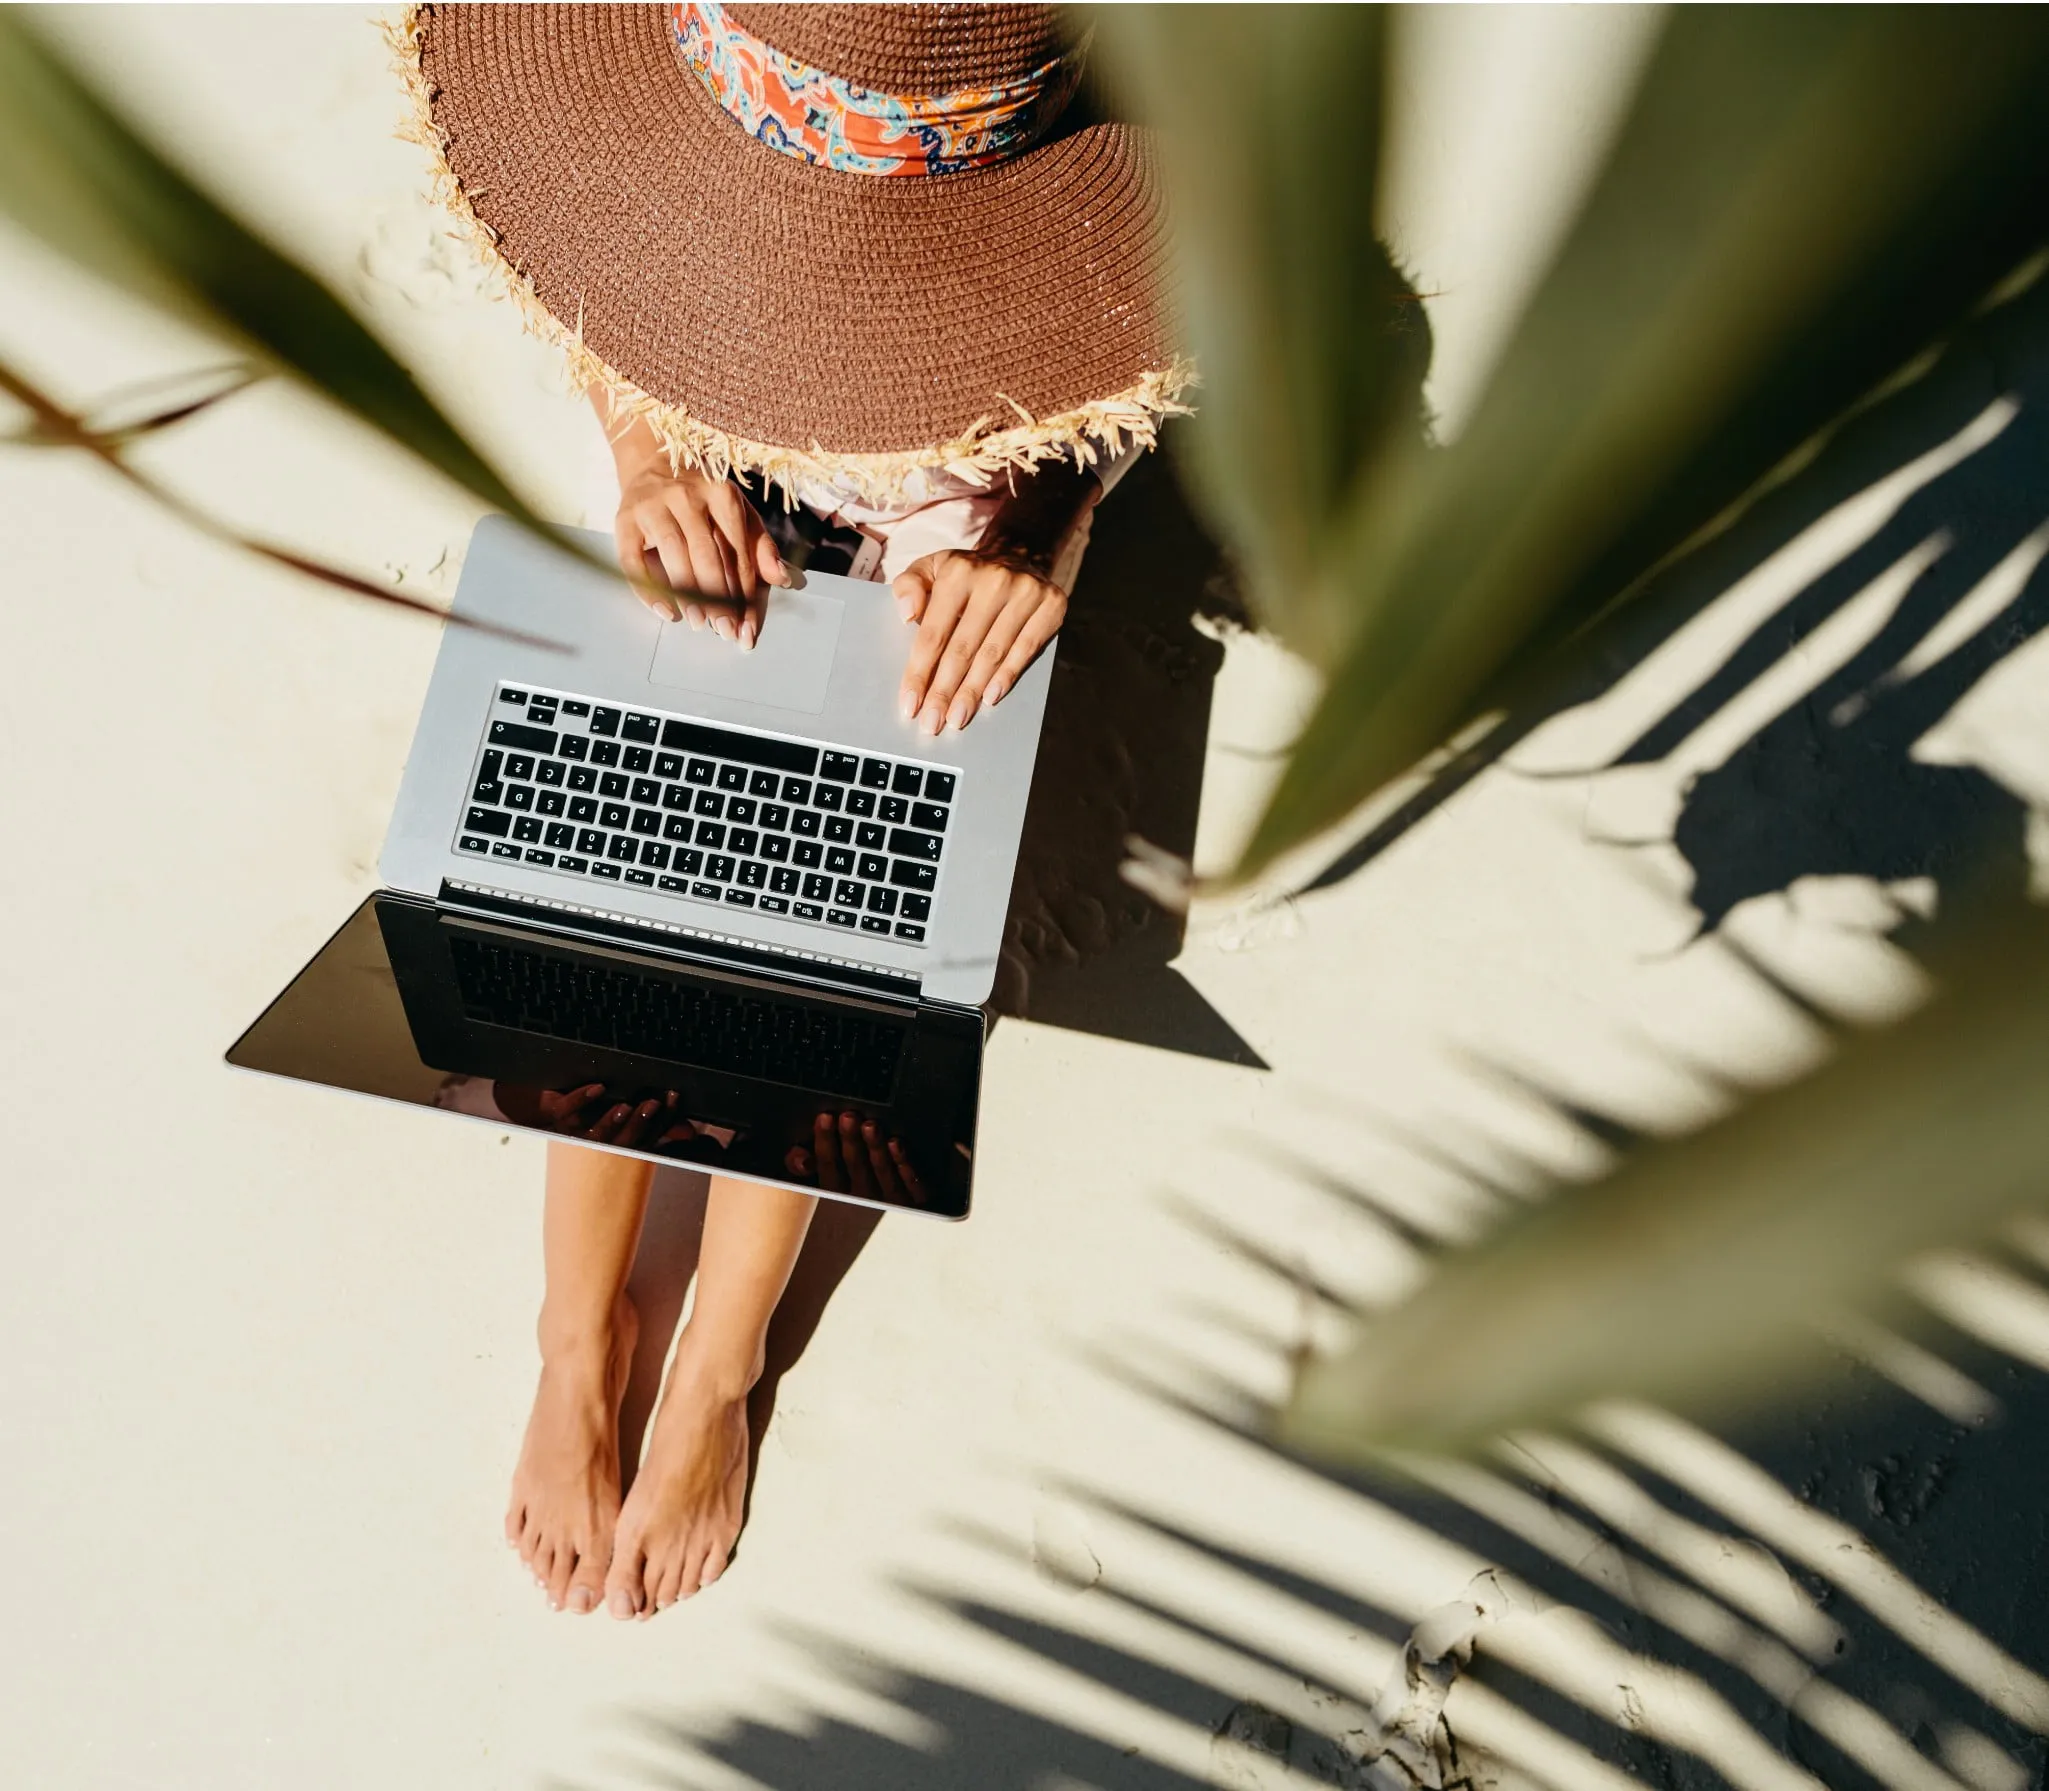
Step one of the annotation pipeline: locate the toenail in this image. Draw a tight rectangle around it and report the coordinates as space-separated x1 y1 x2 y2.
608 1589 635 1619
569 1588 594 1613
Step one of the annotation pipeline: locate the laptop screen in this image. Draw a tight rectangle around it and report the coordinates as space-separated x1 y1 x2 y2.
226 895 976 1217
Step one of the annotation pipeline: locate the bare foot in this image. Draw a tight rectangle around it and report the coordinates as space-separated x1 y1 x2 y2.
505 1292 637 1614
604 1344 752 1618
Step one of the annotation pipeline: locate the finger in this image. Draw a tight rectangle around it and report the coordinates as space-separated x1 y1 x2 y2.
586 1101 634 1143
755 525 790 589
784 1145 815 1181
613 518 675 621
861 1119 896 1195
707 485 761 605
899 557 974 722
668 497 735 605
889 1138 930 1207
892 558 936 626
921 571 1015 732
812 1110 844 1194
989 602 1067 708
839 1110 873 1199
614 1098 664 1147
636 509 693 598
950 583 1047 730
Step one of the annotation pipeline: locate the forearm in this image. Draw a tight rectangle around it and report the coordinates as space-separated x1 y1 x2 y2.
590 387 666 482
978 456 1101 576
673 1175 818 1394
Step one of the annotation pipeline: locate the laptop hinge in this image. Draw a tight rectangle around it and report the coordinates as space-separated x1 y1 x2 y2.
436 879 923 1005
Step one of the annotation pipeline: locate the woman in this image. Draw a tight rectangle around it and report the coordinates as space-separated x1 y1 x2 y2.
399 0 1183 1618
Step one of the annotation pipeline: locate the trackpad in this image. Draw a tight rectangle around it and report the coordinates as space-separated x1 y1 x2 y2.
646 586 844 715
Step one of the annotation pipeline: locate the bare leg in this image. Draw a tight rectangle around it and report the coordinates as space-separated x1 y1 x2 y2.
605 1175 817 1618
506 1142 651 1613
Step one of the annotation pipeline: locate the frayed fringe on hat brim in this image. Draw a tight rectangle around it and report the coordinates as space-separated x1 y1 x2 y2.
385 8 1195 507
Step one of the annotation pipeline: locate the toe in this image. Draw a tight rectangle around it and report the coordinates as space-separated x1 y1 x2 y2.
698 1543 731 1591
604 1538 646 1620
543 1542 577 1611
651 1552 687 1612
566 1546 607 1616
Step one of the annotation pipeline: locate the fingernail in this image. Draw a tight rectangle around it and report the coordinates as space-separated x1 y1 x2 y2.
897 595 916 621
740 624 756 651
608 1589 634 1619
899 688 917 720
713 616 735 641
948 698 973 731
987 678 1008 706
919 704 942 736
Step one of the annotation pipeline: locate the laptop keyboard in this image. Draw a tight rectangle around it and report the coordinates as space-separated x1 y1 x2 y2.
454 684 957 948
449 932 906 1102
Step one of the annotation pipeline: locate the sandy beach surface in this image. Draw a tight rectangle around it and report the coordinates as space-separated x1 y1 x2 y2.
6 9 2049 1789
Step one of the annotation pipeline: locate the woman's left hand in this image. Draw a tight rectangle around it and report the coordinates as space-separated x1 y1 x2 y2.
892 549 1067 735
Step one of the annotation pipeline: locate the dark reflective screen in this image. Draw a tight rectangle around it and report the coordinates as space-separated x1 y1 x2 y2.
226 896 977 1217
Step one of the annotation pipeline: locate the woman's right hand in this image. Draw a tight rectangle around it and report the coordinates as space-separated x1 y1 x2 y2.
610 436 789 646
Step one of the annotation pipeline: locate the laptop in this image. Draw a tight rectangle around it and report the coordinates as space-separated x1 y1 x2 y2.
225 515 1056 1219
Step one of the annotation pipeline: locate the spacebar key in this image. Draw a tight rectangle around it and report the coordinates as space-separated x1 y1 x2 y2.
659 719 818 774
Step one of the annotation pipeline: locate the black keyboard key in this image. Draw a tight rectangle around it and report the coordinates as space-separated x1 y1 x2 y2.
590 706 621 737
686 758 715 785
860 758 890 788
855 823 884 850
465 806 510 836
866 886 898 915
576 827 606 854
525 848 555 866
506 753 535 780
759 896 789 914
591 862 622 880
631 777 660 804
489 720 557 754
760 834 790 862
659 719 819 775
781 777 812 804
536 789 566 817
707 854 736 881
728 828 760 856
824 815 853 843
923 770 956 803
655 752 684 778
600 802 629 829
631 808 662 836
491 840 520 859
676 849 704 875
812 784 843 812
568 767 597 794
792 810 821 838
569 796 598 822
822 752 859 782
794 840 823 867
910 801 950 832
770 866 800 894
536 760 565 787
737 859 768 888
694 790 725 817
801 873 832 900
717 764 748 792
557 736 589 762
662 783 692 810
623 712 660 744
858 853 887 880
528 706 555 725
894 922 925 942
641 841 669 868
726 797 757 825
691 881 721 900
478 749 504 783
624 746 652 773
607 834 638 863
625 868 655 886
528 692 557 710
725 888 756 907
881 796 907 824
892 764 923 796
598 773 629 800
472 779 505 806
544 823 575 848
826 908 857 928
590 740 621 767
749 769 779 796
846 789 877 817
663 814 693 842
659 875 687 893
825 847 855 874
513 815 542 842
458 835 490 854
900 893 931 922
794 902 824 920
860 915 891 934
834 879 863 907
499 687 528 705
505 785 535 812
696 822 726 850
761 803 790 830
889 828 942 862
889 860 937 891
560 700 590 717
558 855 589 873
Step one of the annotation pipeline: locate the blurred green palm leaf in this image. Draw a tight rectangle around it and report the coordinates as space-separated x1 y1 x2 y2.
0 11 555 539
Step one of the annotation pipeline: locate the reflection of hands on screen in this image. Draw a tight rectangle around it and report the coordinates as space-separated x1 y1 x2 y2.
785 1110 929 1208
497 1082 711 1153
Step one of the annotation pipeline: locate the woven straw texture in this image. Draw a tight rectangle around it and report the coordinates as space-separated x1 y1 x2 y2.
725 4 1067 90
401 3 1188 498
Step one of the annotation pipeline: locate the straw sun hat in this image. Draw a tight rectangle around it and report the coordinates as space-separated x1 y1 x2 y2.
392 2 1191 503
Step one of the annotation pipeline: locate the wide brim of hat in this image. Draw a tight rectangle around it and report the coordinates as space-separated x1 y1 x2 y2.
395 4 1190 498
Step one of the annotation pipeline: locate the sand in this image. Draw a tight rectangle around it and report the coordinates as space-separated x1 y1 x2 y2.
4 9 2048 1790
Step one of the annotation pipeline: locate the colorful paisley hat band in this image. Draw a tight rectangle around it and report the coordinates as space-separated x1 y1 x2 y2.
670 0 1085 176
